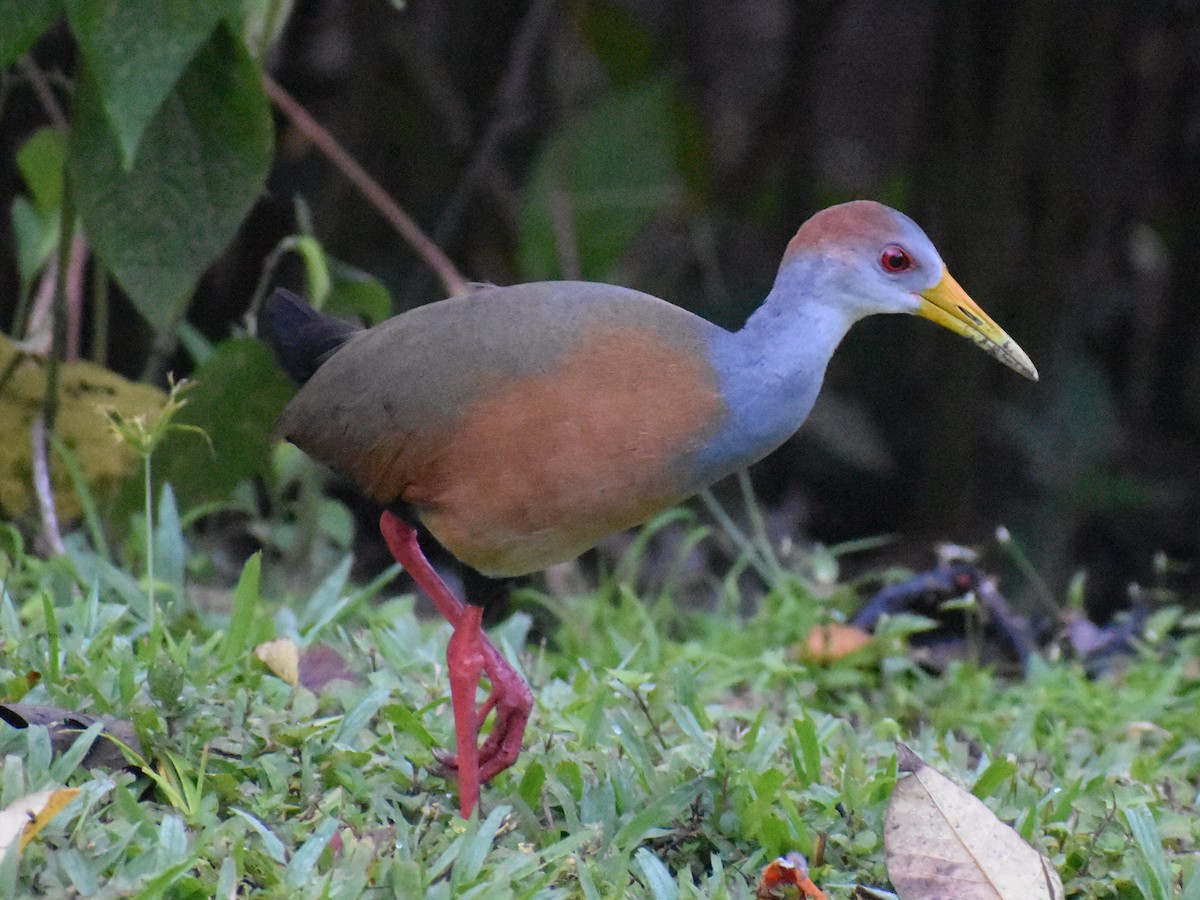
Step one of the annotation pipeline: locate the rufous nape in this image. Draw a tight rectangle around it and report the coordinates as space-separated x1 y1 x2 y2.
260 200 1037 818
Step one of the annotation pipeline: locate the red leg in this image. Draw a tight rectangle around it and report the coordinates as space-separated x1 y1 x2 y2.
379 511 533 816
446 604 485 817
380 511 467 627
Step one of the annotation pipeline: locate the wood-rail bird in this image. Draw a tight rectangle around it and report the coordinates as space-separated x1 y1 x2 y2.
260 200 1037 818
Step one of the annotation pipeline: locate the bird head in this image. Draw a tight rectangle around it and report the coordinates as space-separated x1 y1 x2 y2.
783 201 1038 381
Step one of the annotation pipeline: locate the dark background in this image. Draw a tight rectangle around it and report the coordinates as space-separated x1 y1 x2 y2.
4 0 1199 616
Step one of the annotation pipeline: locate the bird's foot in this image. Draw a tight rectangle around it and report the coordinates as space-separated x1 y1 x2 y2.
378 510 534 815
436 638 533 782
445 604 486 817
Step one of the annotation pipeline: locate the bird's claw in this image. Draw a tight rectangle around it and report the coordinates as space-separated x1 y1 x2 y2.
435 676 533 782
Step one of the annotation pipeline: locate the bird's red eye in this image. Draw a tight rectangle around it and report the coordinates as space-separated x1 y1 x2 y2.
880 245 913 273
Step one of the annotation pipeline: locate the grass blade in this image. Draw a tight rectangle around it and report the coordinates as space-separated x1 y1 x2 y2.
232 807 287 864
48 433 110 560
285 817 338 888
635 847 678 900
332 684 391 746
154 484 185 607
454 804 511 885
222 552 261 667
1125 804 1172 900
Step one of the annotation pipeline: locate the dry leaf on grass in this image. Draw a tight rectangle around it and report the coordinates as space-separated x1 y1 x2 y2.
254 638 300 687
884 742 1064 899
0 703 140 771
299 644 360 692
0 788 79 859
0 334 165 519
755 851 828 899
800 623 872 664
254 640 359 692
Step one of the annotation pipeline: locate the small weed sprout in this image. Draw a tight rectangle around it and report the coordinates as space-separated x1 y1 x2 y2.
104 376 210 625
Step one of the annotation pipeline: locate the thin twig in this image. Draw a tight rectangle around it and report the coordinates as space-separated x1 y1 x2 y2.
21 253 58 352
65 230 87 361
431 0 556 246
548 176 581 280
22 55 71 559
22 230 91 360
262 73 468 298
43 184 75 432
19 55 69 130
31 416 65 555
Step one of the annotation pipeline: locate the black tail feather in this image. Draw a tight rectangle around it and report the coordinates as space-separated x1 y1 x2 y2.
260 288 361 385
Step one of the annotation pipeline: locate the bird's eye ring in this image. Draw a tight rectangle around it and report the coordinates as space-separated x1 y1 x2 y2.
880 245 913 273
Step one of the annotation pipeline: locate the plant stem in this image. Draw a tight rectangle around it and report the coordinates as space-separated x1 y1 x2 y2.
43 186 75 432
145 454 156 627
261 73 468 298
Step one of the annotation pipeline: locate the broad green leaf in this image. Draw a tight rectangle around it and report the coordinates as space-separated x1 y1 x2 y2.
612 777 707 848
157 813 188 863
380 704 436 749
576 0 658 88
519 78 684 281
971 754 1018 800
242 0 296 57
65 0 237 163
0 0 61 68
55 848 99 895
291 235 331 307
154 337 293 508
47 721 103 781
327 262 393 326
16 128 67 217
517 761 546 810
69 24 273 331
215 857 237 898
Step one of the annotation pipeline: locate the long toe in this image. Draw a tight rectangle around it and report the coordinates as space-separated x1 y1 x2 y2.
477 679 533 782
435 675 533 781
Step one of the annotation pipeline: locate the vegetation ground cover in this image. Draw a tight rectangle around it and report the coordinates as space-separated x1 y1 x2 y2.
1 480 1197 898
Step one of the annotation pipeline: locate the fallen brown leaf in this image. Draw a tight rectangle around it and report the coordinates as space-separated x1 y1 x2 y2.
801 623 872 664
0 704 140 771
254 638 300 687
0 788 79 859
884 742 1064 899
756 851 828 899
253 639 360 692
299 644 359 692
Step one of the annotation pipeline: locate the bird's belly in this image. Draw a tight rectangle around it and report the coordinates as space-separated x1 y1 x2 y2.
405 343 724 574
406 402 711 576
419 466 687 577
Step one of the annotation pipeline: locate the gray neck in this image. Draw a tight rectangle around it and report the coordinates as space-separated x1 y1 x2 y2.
692 258 860 484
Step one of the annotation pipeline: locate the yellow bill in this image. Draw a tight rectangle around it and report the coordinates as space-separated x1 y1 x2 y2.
917 267 1038 381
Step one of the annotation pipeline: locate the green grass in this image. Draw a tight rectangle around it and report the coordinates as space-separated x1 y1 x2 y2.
1 503 1199 898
